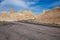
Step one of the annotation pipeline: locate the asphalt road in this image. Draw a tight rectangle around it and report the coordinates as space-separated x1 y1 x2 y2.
0 22 60 40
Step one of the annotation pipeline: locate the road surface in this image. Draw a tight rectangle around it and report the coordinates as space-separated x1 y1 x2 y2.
0 22 60 40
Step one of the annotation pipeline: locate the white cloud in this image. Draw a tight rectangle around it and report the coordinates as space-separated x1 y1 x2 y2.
27 2 35 5
0 0 28 8
0 0 36 11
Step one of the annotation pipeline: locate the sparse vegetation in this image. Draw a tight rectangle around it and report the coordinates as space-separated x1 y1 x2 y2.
0 21 8 25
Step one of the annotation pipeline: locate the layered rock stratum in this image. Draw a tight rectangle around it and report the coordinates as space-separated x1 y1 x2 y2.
0 7 60 24
36 7 60 24
0 9 34 21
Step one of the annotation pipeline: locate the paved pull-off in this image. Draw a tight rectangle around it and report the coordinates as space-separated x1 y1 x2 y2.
0 22 60 40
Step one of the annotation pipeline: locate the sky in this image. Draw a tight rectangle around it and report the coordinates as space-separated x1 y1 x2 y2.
0 0 60 14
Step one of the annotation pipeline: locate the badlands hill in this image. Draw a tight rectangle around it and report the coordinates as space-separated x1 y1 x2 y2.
36 7 60 24
0 9 34 21
0 7 60 25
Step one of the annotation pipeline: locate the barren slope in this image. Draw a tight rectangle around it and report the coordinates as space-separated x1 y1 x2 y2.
0 9 34 21
36 7 60 24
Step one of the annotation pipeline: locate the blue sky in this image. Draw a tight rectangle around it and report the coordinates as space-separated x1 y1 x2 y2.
0 0 60 14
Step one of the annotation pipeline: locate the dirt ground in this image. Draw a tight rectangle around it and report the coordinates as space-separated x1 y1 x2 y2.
0 22 60 40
